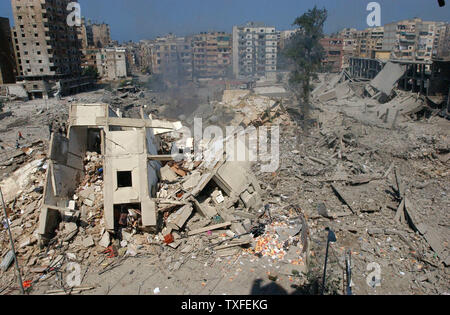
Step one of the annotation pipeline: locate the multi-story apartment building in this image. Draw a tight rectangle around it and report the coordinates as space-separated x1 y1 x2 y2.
383 18 446 62
354 27 384 59
0 17 17 84
81 47 100 72
192 32 232 79
96 47 128 81
434 23 450 61
11 0 84 97
77 17 89 50
232 22 278 80
338 28 358 39
91 23 111 48
138 40 153 74
121 41 140 73
320 38 344 73
338 28 358 69
77 18 98 72
149 34 193 83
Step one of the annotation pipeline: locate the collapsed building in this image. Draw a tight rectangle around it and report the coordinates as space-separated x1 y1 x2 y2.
36 101 270 248
38 103 181 243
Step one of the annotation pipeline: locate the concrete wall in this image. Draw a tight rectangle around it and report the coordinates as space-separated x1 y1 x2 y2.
103 128 160 230
39 132 85 241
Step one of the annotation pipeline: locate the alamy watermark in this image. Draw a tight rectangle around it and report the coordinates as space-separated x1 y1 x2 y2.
66 262 81 288
366 2 381 27
366 262 382 288
67 2 81 27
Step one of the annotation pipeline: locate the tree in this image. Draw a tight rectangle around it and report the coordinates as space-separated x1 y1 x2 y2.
283 6 327 110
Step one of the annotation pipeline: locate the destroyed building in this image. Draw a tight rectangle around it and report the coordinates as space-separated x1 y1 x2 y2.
38 103 180 243
36 99 269 247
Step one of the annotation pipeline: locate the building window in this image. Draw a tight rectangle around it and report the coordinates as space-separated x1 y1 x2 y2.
117 171 132 188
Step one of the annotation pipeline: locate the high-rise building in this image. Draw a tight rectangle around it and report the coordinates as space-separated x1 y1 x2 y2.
232 22 278 80
434 23 450 61
149 34 193 84
91 23 111 48
96 47 128 81
11 0 84 97
192 32 232 79
354 27 384 59
123 41 140 72
383 18 446 62
138 40 153 74
0 17 16 84
338 28 358 69
320 38 344 73
78 18 99 72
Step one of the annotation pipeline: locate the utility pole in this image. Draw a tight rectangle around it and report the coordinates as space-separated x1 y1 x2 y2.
321 228 336 295
0 187 25 294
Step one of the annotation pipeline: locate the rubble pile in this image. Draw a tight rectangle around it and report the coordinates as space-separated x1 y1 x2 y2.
0 91 311 294
0 156 47 290
150 149 305 260
250 72 449 294
0 70 448 295
209 89 292 128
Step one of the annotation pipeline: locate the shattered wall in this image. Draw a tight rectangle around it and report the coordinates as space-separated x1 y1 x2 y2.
38 103 179 242
103 127 160 230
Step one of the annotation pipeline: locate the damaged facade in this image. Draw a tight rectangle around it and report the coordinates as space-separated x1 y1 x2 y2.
10 0 93 98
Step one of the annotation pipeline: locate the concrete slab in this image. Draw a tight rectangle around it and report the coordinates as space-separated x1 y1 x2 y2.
370 62 406 95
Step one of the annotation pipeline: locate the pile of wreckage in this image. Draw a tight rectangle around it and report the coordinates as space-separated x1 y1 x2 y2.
312 62 447 129
301 67 450 279
0 88 311 291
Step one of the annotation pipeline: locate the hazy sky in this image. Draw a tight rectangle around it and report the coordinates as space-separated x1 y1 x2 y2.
1 0 449 42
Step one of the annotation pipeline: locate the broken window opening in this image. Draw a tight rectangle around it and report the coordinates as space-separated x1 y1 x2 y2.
113 203 142 234
117 171 133 188
87 128 102 154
